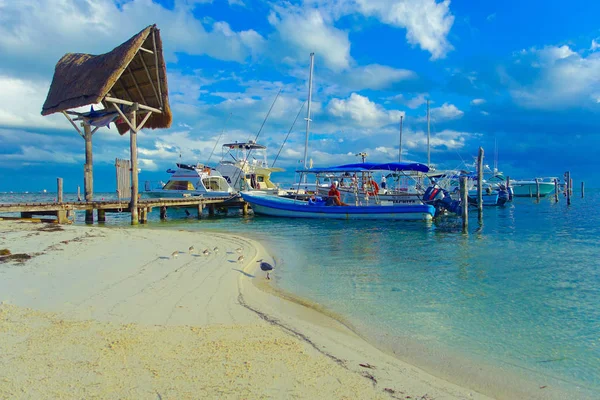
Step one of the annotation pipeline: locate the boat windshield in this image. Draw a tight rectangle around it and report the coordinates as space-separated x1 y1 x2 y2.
202 177 229 191
164 181 195 190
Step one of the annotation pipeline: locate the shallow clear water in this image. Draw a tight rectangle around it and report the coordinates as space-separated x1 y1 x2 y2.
2 190 599 398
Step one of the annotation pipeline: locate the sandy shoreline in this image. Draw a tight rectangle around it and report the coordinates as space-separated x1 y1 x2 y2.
0 220 494 399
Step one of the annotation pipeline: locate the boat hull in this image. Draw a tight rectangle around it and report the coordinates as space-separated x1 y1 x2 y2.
510 182 555 197
242 193 434 221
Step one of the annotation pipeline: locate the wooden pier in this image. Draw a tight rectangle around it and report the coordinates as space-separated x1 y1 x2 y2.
0 196 247 224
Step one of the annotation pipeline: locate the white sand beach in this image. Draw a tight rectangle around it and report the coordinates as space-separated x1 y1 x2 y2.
0 220 494 399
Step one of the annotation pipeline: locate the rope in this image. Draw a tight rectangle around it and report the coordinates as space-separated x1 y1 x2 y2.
207 113 232 165
272 101 305 168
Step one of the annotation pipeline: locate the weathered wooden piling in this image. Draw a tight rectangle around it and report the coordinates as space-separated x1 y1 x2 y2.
506 176 512 201
535 178 540 201
97 209 106 223
554 178 559 202
160 206 167 220
83 122 94 224
197 203 204 219
566 171 571 205
460 176 468 233
77 186 81 202
56 178 68 223
208 204 215 216
476 147 484 221
242 202 249 216
581 181 585 198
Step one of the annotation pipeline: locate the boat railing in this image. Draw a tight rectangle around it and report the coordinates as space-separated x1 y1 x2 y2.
144 180 166 191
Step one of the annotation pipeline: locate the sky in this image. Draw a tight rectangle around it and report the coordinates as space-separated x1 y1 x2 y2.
0 0 599 192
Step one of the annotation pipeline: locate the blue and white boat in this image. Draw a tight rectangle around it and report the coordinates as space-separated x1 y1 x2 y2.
241 162 436 221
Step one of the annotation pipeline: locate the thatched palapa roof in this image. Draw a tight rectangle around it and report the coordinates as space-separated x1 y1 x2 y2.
42 24 171 134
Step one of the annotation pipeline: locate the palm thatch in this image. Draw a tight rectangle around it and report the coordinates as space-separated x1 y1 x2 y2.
42 24 171 134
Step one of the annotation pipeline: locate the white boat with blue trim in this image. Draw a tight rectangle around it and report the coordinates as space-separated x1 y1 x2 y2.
241 162 436 221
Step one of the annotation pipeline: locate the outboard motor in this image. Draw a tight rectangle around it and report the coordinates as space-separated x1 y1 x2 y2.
497 184 510 205
423 183 461 216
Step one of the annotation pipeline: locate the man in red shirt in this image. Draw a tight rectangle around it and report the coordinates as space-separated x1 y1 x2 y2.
328 182 348 206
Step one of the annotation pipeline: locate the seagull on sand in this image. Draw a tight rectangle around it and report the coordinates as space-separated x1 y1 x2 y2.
236 247 243 254
188 246 195 254
202 249 210 256
259 261 274 280
171 251 179 259
237 255 245 263
213 246 219 253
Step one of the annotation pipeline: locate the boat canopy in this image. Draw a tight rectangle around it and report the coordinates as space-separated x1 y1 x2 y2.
222 141 267 150
297 162 429 174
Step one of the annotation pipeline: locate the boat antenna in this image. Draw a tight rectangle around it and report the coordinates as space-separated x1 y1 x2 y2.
272 101 306 168
303 52 315 181
207 112 232 165
398 114 403 162
426 99 430 167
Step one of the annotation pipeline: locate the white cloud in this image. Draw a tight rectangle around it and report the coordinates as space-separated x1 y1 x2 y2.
486 13 496 22
0 0 265 78
508 45 600 109
343 64 416 90
352 0 455 59
470 98 485 105
388 93 428 109
429 102 464 120
268 5 351 71
591 39 600 52
327 93 403 127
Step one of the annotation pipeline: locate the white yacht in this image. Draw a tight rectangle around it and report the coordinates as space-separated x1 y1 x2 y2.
215 141 286 194
144 163 235 198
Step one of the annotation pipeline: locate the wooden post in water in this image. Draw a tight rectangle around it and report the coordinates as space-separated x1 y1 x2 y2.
242 202 249 216
83 122 94 224
535 178 540 201
554 179 559 202
581 181 585 198
570 178 573 197
506 176 512 201
160 206 167 220
77 186 81 201
98 209 106 223
566 171 571 205
57 178 63 203
197 203 204 219
476 147 484 220
208 204 215 216
460 176 468 233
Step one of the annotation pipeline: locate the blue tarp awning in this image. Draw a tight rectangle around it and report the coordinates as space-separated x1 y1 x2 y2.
297 162 429 174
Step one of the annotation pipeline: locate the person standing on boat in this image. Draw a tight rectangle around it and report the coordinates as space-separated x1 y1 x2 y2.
328 181 348 206
380 175 387 190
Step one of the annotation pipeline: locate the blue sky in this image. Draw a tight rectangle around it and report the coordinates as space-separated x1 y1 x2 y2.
0 0 599 192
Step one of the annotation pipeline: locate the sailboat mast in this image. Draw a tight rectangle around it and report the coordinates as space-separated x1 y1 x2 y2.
426 99 430 167
303 53 314 172
398 115 403 162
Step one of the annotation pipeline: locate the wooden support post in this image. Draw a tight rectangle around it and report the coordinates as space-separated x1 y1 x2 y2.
554 179 559 202
476 147 484 221
208 204 215 216
460 176 468 233
160 206 167 220
535 178 540 201
77 186 81 201
566 171 571 205
56 210 68 224
506 176 512 201
570 178 573 196
581 181 585 198
242 202 249 216
98 209 106 223
83 122 94 224
130 109 139 225
57 178 63 203
197 203 204 219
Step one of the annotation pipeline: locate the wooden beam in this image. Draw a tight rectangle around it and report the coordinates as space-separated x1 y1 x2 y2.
139 53 162 108
91 125 102 135
127 65 146 104
152 29 164 109
112 103 136 132
139 47 154 54
117 79 135 103
105 96 162 114
62 112 84 138
137 111 153 132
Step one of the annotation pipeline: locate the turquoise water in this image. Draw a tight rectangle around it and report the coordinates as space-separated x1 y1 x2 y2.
2 191 599 398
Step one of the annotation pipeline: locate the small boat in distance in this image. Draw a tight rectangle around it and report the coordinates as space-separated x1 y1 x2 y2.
241 162 436 221
144 163 235 198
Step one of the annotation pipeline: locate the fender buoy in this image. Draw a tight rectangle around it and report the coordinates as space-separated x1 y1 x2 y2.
366 180 379 196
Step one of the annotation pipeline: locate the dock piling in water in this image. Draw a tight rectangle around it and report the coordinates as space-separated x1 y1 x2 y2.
554 179 559 202
477 147 484 222
535 178 540 202
565 171 571 205
460 176 468 233
581 181 585 198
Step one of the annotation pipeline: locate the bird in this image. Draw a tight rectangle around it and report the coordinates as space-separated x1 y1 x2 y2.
213 246 219 253
171 251 179 259
236 247 243 253
188 246 195 254
259 261 274 280
202 249 210 256
237 255 245 263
